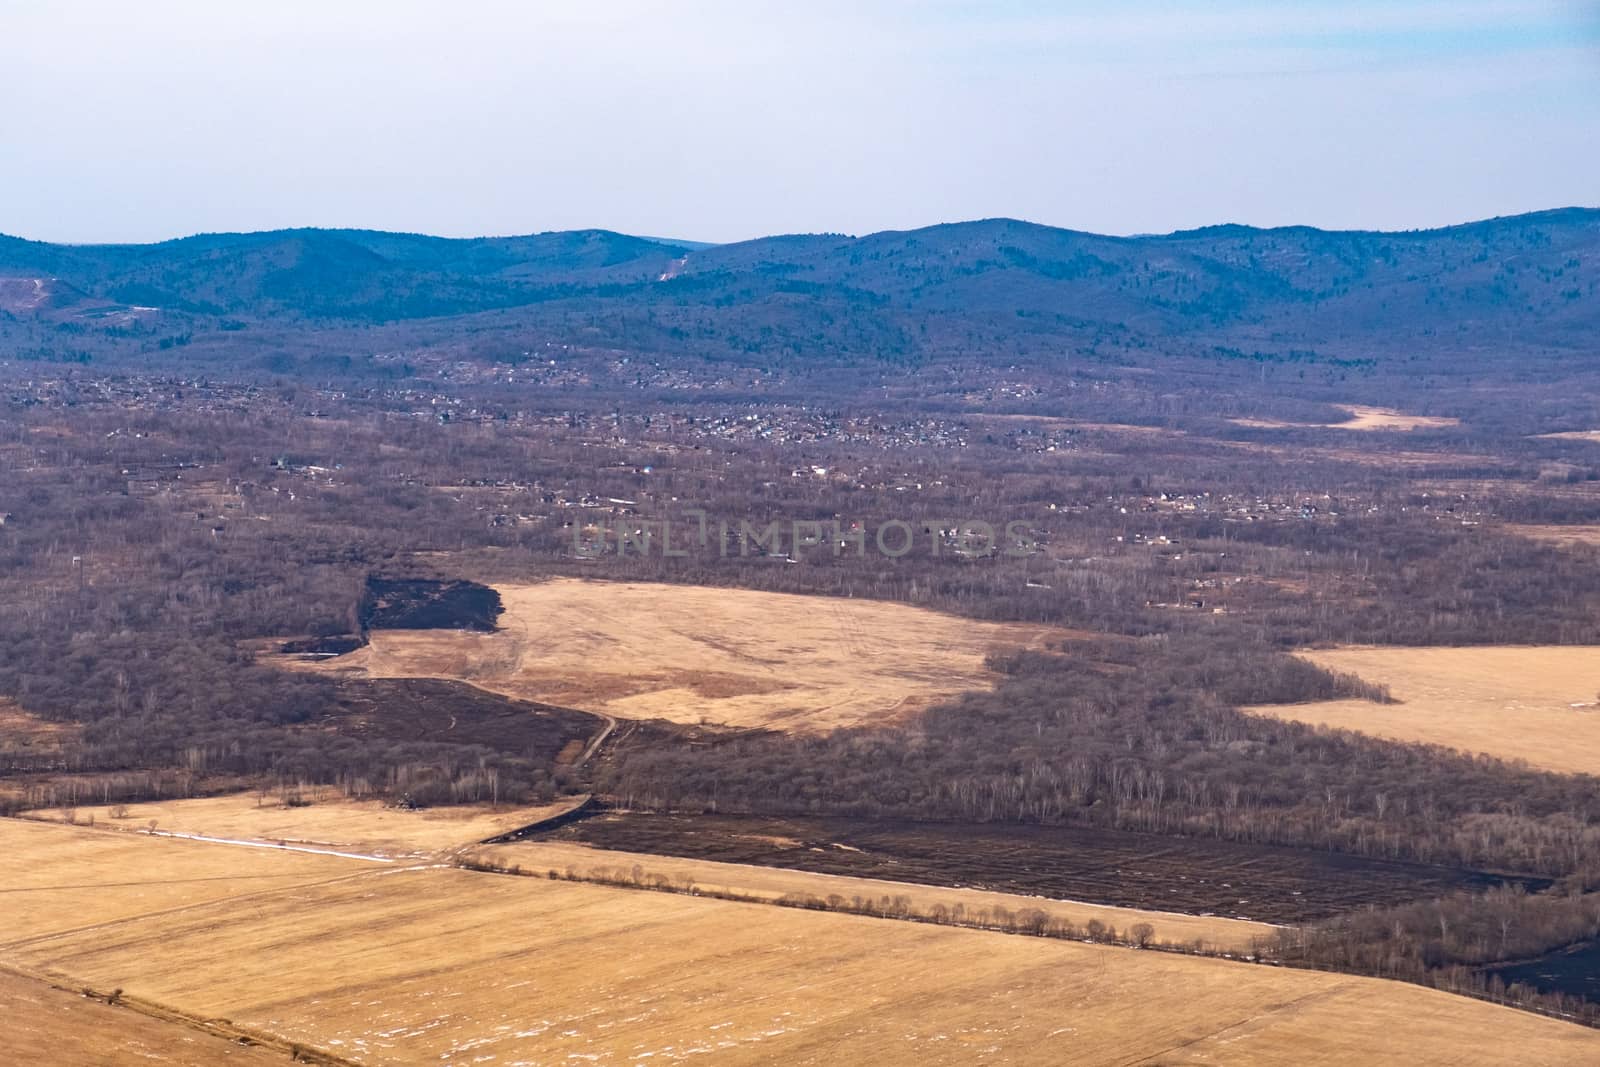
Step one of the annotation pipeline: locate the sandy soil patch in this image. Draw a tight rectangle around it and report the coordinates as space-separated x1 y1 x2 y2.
311 579 1064 731
1335 405 1459 431
1243 646 1600 775
22 792 585 860
1229 405 1459 432
0 969 285 1065
9 862 1597 1066
468 839 1273 952
1536 430 1600 443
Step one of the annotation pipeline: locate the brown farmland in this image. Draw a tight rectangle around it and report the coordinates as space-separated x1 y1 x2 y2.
5 839 1597 1066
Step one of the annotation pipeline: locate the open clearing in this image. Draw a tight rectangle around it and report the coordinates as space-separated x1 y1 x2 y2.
8 855 1598 1065
0 697 76 748
0 969 286 1065
309 578 1064 731
1244 646 1600 775
1230 405 1459 432
467 838 1274 952
0 700 76 809
22 791 584 859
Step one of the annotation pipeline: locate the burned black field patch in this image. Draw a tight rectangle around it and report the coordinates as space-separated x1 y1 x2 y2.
1485 941 1600 1003
326 678 599 759
361 577 503 632
546 811 1546 924
280 634 366 656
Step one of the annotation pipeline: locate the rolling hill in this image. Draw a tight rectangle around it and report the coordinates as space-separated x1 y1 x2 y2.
1 209 1595 371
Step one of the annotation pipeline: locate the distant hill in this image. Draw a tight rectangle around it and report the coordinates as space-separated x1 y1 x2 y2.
0 228 693 321
1 210 1595 371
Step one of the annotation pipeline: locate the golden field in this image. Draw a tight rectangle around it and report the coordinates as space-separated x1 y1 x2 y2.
0 818 368 945
308 578 1063 731
1244 645 1600 775
3 818 1599 1066
22 791 583 859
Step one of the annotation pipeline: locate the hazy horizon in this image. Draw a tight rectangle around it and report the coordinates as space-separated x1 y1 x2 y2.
4 1 1598 245
4 204 1599 251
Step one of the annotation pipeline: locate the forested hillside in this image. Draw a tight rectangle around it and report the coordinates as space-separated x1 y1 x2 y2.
2 209 1595 373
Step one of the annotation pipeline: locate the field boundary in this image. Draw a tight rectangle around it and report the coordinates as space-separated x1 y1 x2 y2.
456 850 1238 956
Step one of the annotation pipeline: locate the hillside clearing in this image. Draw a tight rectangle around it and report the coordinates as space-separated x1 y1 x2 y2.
1243 646 1600 775
0 698 76 747
307 578 1066 731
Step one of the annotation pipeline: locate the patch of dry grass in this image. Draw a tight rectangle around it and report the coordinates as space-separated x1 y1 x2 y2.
1243 646 1600 775
1508 523 1600 548
311 578 1067 731
22 792 584 859
1229 405 1459 432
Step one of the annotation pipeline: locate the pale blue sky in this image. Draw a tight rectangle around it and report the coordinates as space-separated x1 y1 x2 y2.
2 1 1596 243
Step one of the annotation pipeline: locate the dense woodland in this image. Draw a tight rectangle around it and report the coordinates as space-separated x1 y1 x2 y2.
4 213 1600 1019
